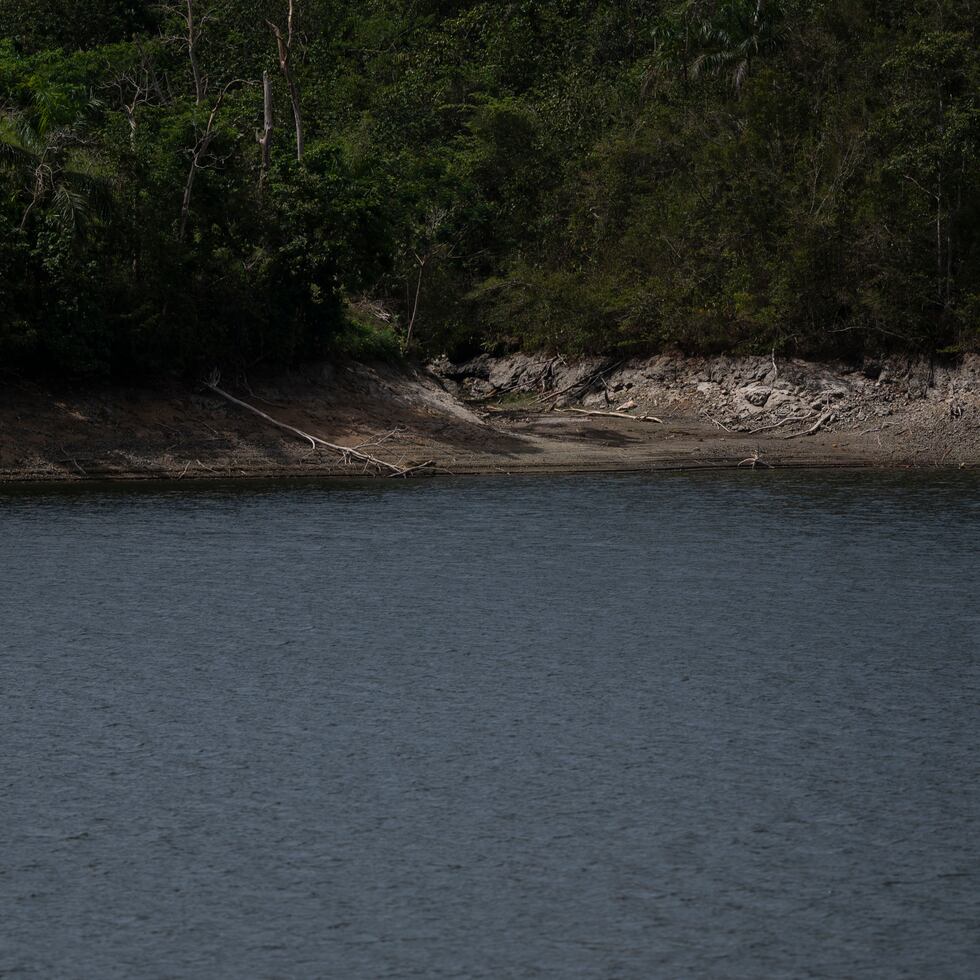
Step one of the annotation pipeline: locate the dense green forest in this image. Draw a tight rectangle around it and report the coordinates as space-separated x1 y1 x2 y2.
1 1 978 377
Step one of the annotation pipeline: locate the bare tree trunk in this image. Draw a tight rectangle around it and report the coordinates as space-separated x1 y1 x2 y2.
405 253 426 350
269 0 303 162
257 70 273 188
936 171 944 307
936 77 946 309
287 76 304 162
185 0 204 104
179 159 199 240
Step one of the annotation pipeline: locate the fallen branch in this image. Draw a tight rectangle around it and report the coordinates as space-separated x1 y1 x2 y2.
702 413 734 432
394 460 437 478
58 447 87 475
464 379 534 404
559 408 664 424
738 449 772 469
746 412 816 434
204 374 413 476
352 428 405 452
784 411 833 439
533 359 624 405
241 373 289 408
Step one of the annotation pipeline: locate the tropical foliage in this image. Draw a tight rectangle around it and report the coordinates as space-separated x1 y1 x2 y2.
1 0 979 377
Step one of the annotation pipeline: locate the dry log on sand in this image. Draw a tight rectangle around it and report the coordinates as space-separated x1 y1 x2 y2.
204 374 430 477
559 408 665 424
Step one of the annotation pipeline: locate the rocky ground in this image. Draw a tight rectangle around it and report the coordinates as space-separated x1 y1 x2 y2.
1 352 978 484
437 351 980 468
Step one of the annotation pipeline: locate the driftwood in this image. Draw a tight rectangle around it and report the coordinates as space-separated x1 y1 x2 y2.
702 412 734 432
746 412 816 434
738 449 772 469
204 375 427 477
559 408 664 424
57 448 88 475
784 411 833 439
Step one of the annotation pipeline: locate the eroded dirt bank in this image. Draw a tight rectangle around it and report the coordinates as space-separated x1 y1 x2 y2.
1 353 978 484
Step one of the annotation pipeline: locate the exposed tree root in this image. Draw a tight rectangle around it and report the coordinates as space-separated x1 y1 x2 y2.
784 411 834 439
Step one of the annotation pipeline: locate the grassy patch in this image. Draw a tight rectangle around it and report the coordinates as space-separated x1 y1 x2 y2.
330 305 403 362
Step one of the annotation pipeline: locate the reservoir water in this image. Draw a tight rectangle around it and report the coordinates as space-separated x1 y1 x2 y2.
1 471 978 979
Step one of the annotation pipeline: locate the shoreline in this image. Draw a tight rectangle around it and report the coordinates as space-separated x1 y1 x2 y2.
0 459 939 491
2 354 978 485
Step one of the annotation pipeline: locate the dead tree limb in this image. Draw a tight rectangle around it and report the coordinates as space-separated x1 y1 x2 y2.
746 412 816 435
784 411 833 439
738 449 772 468
204 376 419 476
108 43 156 144
179 0 206 104
268 0 303 162
559 408 664 424
396 460 438 478
702 413 734 432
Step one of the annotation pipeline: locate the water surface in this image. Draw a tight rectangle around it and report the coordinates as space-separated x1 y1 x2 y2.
2 471 978 978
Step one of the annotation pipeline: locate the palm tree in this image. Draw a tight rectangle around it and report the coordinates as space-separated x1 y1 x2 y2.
655 0 786 93
0 92 111 235
690 0 785 90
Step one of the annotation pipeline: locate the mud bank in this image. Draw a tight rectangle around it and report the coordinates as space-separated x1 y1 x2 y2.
1 353 978 484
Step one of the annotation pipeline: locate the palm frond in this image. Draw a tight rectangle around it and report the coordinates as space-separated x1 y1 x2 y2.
50 184 89 234
0 113 42 157
0 125 37 168
63 169 114 222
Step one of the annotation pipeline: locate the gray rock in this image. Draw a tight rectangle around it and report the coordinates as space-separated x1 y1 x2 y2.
743 386 772 407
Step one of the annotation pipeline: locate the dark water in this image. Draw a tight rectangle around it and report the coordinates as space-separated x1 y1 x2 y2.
1 471 978 979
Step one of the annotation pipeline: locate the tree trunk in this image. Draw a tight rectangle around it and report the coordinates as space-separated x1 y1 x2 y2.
288 78 304 163
269 1 303 162
179 157 198 240
186 0 204 104
258 70 273 187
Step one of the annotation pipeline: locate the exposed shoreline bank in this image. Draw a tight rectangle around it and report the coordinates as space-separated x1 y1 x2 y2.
2 353 978 485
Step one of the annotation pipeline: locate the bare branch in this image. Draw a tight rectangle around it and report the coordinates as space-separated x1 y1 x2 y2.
558 408 665 424
185 0 205 104
179 79 244 239
204 374 427 476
